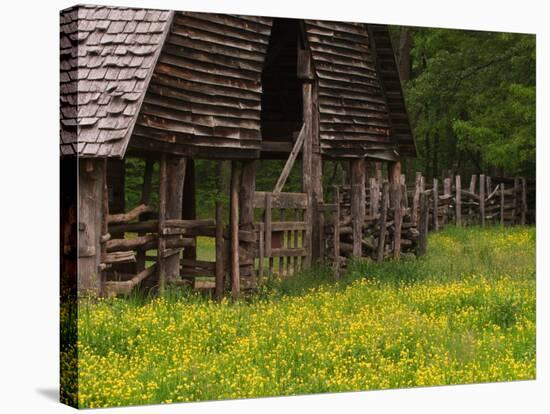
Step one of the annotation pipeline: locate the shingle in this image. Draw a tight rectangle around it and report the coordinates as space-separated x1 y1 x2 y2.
96 20 110 30
114 45 128 55
134 9 146 20
114 33 128 43
149 22 164 32
96 104 109 118
123 21 137 33
78 117 98 126
108 8 123 20
129 45 154 56
60 144 75 155
122 92 141 102
77 31 90 43
123 105 138 116
86 55 104 69
78 126 100 142
145 10 161 22
78 104 100 118
120 9 136 21
107 21 126 34
105 67 120 80
93 8 110 20
107 98 127 114
82 143 100 155
77 142 87 153
98 116 119 129
86 31 102 46
136 22 151 33
100 128 127 142
118 80 137 92
134 69 149 80
100 33 117 44
118 68 136 80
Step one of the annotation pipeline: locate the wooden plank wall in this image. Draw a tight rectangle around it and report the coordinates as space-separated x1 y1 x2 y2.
131 12 273 158
303 20 394 159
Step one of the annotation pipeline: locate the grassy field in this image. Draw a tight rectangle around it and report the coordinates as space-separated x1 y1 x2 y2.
62 226 536 408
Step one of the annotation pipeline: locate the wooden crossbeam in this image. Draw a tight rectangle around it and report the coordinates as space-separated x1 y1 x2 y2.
273 124 306 194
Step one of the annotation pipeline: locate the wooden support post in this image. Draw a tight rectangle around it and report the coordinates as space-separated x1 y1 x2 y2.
136 160 154 273
106 158 125 216
182 159 196 261
78 158 105 296
166 156 187 281
377 181 389 263
370 177 379 218
486 176 492 194
302 82 313 268
214 201 224 301
100 159 109 295
455 175 462 227
412 172 421 226
351 158 366 257
479 174 485 226
417 188 428 256
157 155 167 294
500 183 505 226
239 160 258 289
521 178 527 225
389 161 402 260
432 178 439 231
400 174 408 210
333 186 341 278
230 161 241 300
311 81 323 262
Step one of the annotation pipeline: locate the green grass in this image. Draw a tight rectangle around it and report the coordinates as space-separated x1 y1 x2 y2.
62 226 536 408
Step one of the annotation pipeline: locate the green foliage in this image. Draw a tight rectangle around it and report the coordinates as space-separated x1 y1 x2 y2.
404 27 535 178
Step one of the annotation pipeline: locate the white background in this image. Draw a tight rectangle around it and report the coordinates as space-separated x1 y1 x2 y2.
0 0 547 412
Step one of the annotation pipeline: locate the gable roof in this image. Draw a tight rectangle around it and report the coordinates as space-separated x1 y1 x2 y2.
59 5 173 157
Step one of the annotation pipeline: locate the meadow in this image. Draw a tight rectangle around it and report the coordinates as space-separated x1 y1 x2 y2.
62 226 536 408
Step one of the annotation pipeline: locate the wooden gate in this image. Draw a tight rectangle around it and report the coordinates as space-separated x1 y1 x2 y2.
253 191 311 279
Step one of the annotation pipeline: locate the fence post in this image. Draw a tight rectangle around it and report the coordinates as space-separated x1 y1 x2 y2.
512 177 519 224
377 181 389 263
455 175 462 226
521 178 527 225
500 183 505 226
433 178 439 231
417 189 428 256
412 172 421 227
479 174 485 226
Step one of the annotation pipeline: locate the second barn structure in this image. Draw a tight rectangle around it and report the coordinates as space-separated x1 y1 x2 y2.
60 5 417 298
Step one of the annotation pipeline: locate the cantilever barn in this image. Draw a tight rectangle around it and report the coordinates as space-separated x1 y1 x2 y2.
60 5 417 299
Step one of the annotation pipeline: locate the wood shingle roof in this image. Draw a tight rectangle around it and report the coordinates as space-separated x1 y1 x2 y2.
60 5 173 157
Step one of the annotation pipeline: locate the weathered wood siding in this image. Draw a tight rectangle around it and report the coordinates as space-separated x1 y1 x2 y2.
304 20 395 159
368 24 416 157
130 12 273 158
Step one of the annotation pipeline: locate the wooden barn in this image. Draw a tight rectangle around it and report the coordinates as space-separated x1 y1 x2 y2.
60 5 416 298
